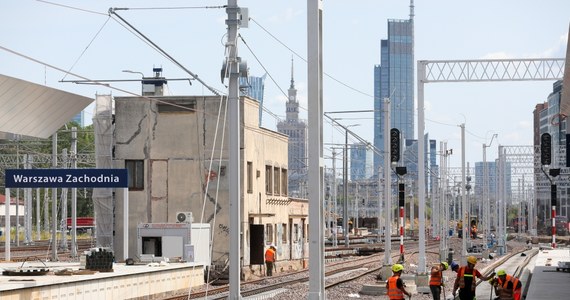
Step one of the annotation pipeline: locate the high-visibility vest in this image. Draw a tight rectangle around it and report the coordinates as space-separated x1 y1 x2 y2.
429 267 443 286
497 275 521 300
457 266 477 291
387 276 404 299
265 248 275 262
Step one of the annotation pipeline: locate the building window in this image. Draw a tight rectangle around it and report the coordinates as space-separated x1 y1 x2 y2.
293 223 299 242
282 223 287 244
247 161 253 194
265 223 273 244
281 168 288 196
125 160 144 190
265 165 272 195
273 167 280 195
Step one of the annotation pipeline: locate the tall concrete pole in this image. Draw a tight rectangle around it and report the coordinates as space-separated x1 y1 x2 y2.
24 154 32 244
343 129 349 246
226 1 241 298
308 0 325 298
416 63 427 273
383 98 392 265
377 166 382 243
51 132 58 261
439 142 445 259
460 123 467 263
332 150 338 247
71 127 78 257
483 143 488 245
36 187 40 240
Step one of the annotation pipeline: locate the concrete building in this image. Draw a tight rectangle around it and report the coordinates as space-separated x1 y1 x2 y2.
111 80 308 279
534 80 568 226
350 143 373 181
277 59 308 198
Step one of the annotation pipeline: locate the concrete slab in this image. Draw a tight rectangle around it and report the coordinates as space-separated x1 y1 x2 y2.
0 261 205 300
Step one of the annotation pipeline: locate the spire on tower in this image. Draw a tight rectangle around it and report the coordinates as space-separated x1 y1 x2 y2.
409 0 414 21
290 56 295 89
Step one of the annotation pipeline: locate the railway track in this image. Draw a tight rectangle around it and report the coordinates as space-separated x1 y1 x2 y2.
0 238 96 262
162 239 441 299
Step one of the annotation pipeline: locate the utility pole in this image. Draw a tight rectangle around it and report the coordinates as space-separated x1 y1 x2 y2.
343 129 349 246
483 133 497 247
377 166 383 243
51 133 58 262
71 127 78 257
225 1 246 298
460 123 467 263
308 0 325 298
332 150 338 247
383 98 392 265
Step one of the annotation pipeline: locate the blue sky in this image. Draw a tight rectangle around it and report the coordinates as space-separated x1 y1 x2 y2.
1 0 568 169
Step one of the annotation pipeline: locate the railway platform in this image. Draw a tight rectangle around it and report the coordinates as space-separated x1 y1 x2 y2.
525 248 570 299
0 260 205 300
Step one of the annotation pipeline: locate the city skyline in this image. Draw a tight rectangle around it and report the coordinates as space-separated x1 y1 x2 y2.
1 0 568 170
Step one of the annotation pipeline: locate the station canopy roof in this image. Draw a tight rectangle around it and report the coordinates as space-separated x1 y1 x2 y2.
0 74 93 139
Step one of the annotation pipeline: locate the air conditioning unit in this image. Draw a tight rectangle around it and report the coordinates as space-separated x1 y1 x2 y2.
176 212 193 224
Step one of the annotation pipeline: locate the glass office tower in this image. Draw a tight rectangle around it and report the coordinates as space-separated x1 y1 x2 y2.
374 18 414 174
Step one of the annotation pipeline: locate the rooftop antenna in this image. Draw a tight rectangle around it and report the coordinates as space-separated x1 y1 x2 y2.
410 0 415 21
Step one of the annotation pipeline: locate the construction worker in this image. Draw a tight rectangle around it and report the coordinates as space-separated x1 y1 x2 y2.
457 220 463 238
386 263 411 299
450 261 459 273
452 256 495 300
490 270 522 300
429 261 449 300
264 245 276 276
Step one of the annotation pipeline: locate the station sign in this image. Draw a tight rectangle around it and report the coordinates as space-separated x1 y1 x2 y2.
5 169 128 188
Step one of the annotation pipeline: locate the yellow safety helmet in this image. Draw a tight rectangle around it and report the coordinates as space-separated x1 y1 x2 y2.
441 261 449 270
497 269 507 276
467 256 477 265
392 264 404 273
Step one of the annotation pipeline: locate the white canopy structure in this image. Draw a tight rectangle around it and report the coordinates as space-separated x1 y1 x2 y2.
0 74 93 139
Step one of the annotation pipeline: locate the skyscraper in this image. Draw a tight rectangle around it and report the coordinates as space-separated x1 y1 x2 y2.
277 59 307 197
240 74 266 126
373 5 415 174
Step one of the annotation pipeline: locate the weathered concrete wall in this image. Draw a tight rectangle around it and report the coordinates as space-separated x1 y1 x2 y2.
113 95 309 271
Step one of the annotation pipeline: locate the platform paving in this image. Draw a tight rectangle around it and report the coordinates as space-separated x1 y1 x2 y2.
0 260 205 300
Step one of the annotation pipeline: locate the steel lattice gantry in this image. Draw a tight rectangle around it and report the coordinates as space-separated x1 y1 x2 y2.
416 58 564 271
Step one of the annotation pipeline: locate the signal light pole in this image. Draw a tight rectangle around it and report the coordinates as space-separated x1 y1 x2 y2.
396 167 407 262
540 132 558 248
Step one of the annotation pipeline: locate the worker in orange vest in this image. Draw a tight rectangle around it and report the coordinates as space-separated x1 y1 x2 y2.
490 269 522 300
453 256 495 300
386 264 411 299
429 261 449 300
264 245 276 276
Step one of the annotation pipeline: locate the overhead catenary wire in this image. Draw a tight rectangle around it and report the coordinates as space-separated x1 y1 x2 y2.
108 8 222 96
60 16 112 81
249 17 375 99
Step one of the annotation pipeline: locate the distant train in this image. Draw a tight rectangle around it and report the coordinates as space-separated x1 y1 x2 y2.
66 217 95 234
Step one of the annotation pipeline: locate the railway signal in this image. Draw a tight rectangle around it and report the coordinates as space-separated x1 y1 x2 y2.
390 128 400 163
541 133 552 165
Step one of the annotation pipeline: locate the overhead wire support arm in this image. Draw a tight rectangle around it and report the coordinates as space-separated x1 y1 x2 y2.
108 7 221 95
